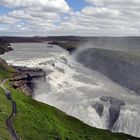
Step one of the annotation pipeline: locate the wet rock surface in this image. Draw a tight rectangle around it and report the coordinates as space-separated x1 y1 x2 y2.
100 96 125 106
100 96 125 130
92 96 125 130
108 105 120 130
10 67 46 96
0 39 13 54
92 102 104 117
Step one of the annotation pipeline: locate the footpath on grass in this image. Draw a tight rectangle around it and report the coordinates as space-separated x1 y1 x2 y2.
1 79 20 140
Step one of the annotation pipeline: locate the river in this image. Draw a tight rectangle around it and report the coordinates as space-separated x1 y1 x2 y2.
1 43 140 138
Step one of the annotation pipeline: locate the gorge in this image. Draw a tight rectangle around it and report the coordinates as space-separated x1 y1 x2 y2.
1 41 140 138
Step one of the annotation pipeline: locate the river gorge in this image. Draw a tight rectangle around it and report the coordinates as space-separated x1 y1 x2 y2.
1 42 140 138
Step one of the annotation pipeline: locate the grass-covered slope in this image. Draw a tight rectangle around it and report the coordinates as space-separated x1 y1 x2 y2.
0 87 11 140
2 86 139 140
0 59 139 140
0 39 15 79
0 56 15 140
0 58 15 79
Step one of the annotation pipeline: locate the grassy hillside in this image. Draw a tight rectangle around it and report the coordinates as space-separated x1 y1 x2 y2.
0 59 139 140
0 87 11 140
0 58 15 79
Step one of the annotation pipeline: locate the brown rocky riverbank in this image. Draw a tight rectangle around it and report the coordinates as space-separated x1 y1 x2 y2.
9 66 46 96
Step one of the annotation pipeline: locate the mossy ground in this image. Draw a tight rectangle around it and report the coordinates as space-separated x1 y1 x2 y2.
0 62 139 140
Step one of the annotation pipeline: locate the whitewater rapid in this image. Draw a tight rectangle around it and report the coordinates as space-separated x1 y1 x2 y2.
1 43 140 138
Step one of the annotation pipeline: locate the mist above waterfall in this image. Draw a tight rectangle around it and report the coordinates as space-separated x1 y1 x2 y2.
1 43 140 138
75 38 140 56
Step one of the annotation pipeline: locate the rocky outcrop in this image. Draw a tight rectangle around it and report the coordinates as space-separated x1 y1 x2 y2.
100 96 125 130
92 96 125 130
10 67 46 96
100 96 125 106
47 41 78 53
0 39 14 73
92 102 104 117
0 39 13 54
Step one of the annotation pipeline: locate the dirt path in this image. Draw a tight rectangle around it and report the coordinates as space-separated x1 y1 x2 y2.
1 80 20 140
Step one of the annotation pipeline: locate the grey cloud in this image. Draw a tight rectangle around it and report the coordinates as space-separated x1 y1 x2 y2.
0 0 70 13
0 0 140 36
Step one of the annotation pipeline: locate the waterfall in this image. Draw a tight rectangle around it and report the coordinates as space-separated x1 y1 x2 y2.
1 43 140 138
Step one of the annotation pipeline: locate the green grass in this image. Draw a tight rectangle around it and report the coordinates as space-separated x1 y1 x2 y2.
0 87 11 140
0 59 140 140
0 58 15 79
0 60 14 140
1 85 138 140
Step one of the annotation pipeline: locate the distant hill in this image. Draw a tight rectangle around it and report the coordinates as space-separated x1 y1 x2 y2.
1 36 140 44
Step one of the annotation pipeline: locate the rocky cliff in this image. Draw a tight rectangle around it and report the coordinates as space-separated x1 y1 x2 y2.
0 39 45 96
0 39 13 54
10 67 46 96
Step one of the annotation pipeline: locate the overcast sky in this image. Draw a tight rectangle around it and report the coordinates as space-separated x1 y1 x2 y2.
0 0 140 36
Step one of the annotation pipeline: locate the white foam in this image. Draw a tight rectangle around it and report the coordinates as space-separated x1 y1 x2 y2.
1 43 140 138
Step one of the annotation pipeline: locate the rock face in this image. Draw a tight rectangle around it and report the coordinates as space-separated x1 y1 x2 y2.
0 39 13 54
48 41 77 53
0 39 14 71
100 96 125 106
76 48 140 95
92 102 104 117
10 67 46 96
100 96 125 130
108 105 120 130
92 96 125 130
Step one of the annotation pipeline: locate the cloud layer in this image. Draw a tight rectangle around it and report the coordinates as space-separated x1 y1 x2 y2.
0 0 70 12
0 0 140 36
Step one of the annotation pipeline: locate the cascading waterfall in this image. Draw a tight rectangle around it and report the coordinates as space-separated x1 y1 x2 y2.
1 43 140 138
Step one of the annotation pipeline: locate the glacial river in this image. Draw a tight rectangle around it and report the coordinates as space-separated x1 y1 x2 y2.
1 43 140 138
